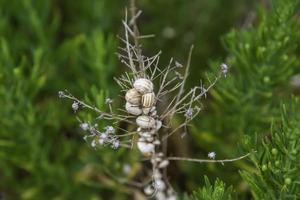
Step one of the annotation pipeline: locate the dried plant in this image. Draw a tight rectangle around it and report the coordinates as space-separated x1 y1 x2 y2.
58 3 252 200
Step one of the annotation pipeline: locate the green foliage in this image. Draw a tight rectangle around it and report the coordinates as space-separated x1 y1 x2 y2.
0 0 128 199
240 98 300 199
209 0 300 136
183 176 234 200
180 0 300 198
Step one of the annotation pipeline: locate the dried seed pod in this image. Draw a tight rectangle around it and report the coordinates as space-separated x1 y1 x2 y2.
137 141 154 156
133 78 153 94
136 115 156 129
125 102 142 115
142 92 155 108
125 88 142 105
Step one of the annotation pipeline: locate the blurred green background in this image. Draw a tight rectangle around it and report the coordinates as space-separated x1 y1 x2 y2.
1 0 300 199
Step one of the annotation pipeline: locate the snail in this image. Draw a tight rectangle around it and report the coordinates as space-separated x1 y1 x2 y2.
142 92 155 108
155 120 162 131
137 141 154 156
125 88 142 105
139 132 153 138
133 78 154 94
136 115 156 129
125 102 142 115
158 160 169 168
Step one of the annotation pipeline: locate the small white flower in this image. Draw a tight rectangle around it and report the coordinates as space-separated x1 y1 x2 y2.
58 91 65 98
184 108 194 119
72 101 79 111
100 133 108 140
105 98 113 104
208 152 216 159
80 123 89 131
105 126 115 134
220 63 229 77
91 140 96 147
112 140 120 149
98 138 105 145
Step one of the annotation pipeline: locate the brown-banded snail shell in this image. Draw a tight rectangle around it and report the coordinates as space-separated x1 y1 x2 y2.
125 102 142 116
125 88 142 105
142 92 155 108
133 78 153 94
136 115 156 129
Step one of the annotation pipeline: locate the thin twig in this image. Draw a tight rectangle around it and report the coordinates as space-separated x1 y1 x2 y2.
167 152 253 164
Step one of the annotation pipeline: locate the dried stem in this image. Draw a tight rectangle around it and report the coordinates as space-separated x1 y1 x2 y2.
167 152 253 164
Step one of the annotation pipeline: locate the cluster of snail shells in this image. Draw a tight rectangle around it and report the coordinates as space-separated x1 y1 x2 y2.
125 78 160 156
125 78 155 115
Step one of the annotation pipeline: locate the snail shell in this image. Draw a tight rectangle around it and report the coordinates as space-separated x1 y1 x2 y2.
125 88 142 105
142 92 155 108
153 140 161 145
125 102 142 115
133 78 154 94
155 120 162 131
158 160 169 168
139 132 153 138
146 137 154 142
137 141 154 156
136 115 156 129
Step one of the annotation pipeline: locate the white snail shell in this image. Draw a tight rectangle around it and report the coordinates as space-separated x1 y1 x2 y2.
158 160 169 168
137 141 154 155
125 102 142 115
125 88 142 105
155 120 162 131
139 132 153 138
142 92 155 108
136 115 156 129
133 78 154 94
146 137 154 142
153 170 162 179
153 140 161 145
154 179 166 191
144 185 154 196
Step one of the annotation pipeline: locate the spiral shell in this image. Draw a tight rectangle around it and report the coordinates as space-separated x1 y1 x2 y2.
125 88 142 105
133 78 153 94
155 120 162 131
136 115 156 129
139 132 153 138
137 141 154 156
125 102 142 115
142 92 155 108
